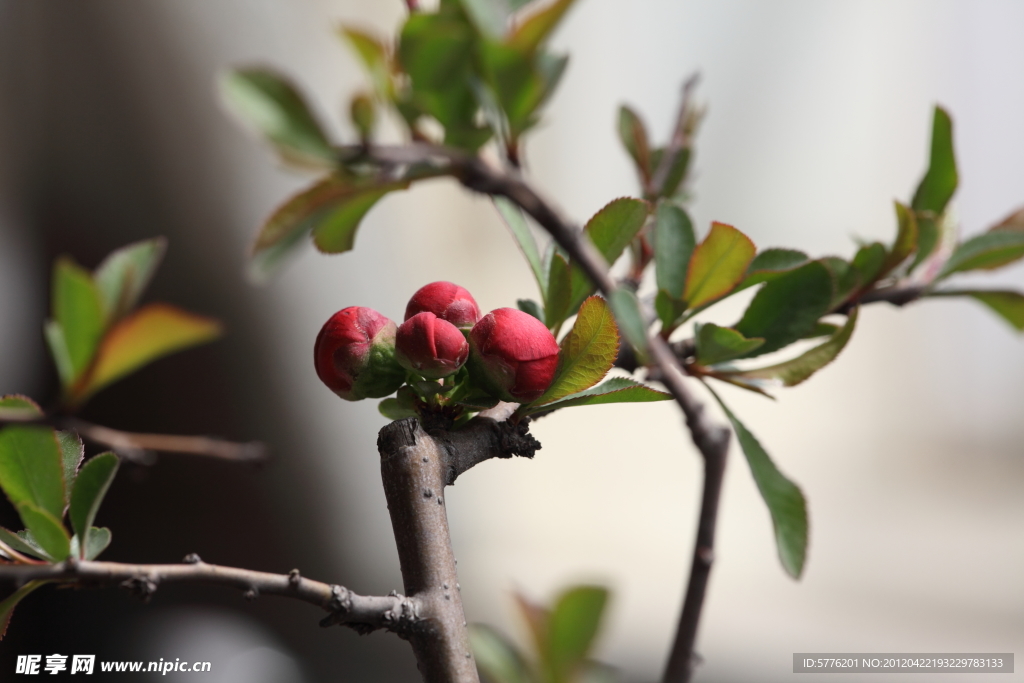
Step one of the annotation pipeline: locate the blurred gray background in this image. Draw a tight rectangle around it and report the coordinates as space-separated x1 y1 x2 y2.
0 1 1021 681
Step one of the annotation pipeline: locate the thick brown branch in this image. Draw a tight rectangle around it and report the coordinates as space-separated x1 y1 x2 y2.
0 558 413 635
378 419 483 683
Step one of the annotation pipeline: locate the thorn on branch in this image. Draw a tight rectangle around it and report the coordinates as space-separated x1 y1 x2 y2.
182 553 202 564
243 587 259 601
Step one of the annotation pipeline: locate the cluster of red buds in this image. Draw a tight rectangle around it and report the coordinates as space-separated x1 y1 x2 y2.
314 282 561 411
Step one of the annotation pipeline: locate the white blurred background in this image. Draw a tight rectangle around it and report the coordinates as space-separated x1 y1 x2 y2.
1 1 1022 681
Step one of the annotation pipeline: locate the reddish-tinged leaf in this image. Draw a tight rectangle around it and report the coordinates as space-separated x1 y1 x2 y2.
683 222 756 310
0 395 43 421
83 304 222 400
1 580 48 640
508 0 578 53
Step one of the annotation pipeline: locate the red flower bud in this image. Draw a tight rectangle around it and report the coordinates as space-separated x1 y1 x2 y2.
396 312 469 379
405 281 481 330
314 307 406 401
469 308 560 402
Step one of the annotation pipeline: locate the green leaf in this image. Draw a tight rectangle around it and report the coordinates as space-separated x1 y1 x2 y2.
608 288 648 358
1 580 49 641
650 145 692 199
57 431 84 510
938 231 1024 278
15 530 51 560
909 213 941 273
0 426 66 521
220 68 333 165
480 42 565 137
69 452 119 555
251 176 409 272
16 502 70 561
655 289 688 332
469 624 532 683
695 323 764 366
458 0 508 37
820 257 860 310
928 289 1024 331
517 298 545 322
654 203 696 300
723 308 858 387
378 398 418 421
400 10 490 148
311 186 402 254
544 252 572 329
884 202 918 274
587 198 650 264
535 296 619 406
254 178 349 253
740 248 809 289
735 261 834 356
496 197 546 297
82 526 112 561
548 585 608 678
52 257 106 380
93 237 167 321
568 198 649 311
851 242 887 291
801 322 840 339
338 26 394 101
525 377 670 415
708 389 808 578
44 321 74 388
683 222 756 309
911 106 957 216
618 105 652 184
81 304 222 402
508 0 578 53
0 395 44 421
0 526 50 561
651 144 692 197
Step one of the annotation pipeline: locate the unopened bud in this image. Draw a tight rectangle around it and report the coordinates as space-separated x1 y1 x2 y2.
469 308 559 402
314 307 405 401
405 281 480 331
396 312 469 379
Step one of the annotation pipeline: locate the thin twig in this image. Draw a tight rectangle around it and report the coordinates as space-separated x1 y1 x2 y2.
0 558 414 635
65 418 268 464
0 415 268 465
648 74 701 198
